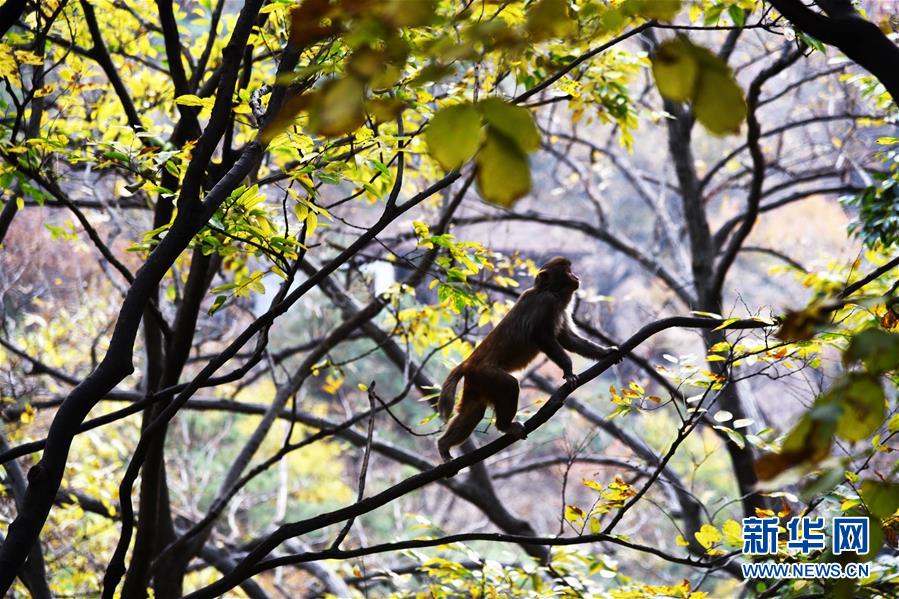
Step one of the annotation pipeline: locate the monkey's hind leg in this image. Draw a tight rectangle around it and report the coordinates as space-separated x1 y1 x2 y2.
487 368 527 441
437 394 486 463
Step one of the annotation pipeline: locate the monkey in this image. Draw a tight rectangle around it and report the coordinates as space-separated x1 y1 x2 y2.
437 256 619 462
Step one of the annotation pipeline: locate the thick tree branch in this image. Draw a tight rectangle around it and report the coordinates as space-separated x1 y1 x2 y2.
153 0 189 95
250 530 736 574
767 0 899 102
0 0 26 39
79 0 143 130
0 439 51 599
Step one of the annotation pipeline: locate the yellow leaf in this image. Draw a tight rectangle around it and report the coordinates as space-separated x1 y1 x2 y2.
322 374 343 394
475 127 531 207
0 44 18 81
478 98 540 152
583 478 603 491
526 0 576 41
14 50 43 66
174 94 206 107
722 519 742 546
693 66 746 135
306 212 318 237
366 98 406 124
426 103 482 171
652 38 747 136
630 0 682 22
694 524 722 549
289 0 341 50
713 317 739 331
651 38 697 102
378 0 436 27
308 77 366 137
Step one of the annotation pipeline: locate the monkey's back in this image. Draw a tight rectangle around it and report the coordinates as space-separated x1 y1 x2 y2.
465 290 544 372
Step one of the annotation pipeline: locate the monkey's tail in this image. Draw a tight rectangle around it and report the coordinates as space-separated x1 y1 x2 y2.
438 366 464 420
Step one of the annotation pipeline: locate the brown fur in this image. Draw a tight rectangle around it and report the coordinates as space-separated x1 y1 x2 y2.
437 257 617 461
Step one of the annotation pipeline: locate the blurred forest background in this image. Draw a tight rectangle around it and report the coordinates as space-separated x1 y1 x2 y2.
1 0 899 597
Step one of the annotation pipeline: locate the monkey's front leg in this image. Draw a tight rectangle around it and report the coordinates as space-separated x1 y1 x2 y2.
503 421 528 440
559 328 621 364
535 331 578 388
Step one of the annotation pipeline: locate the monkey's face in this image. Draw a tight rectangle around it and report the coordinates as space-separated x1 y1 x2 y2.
537 258 579 292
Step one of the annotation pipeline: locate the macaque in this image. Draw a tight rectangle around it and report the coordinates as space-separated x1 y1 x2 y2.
437 256 618 461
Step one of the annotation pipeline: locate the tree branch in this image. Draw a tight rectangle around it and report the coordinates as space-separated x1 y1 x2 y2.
767 0 899 102
251 530 736 574
711 46 803 298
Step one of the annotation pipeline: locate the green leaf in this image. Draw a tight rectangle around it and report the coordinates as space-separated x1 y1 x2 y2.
844 329 899 374
208 295 227 315
887 413 899 432
651 38 698 102
103 150 130 162
426 103 482 171
235 184 260 207
800 467 846 502
475 127 531 207
600 7 625 31
727 5 746 27
796 31 825 54
755 402 839 480
477 98 540 152
827 373 886 442
860 480 899 518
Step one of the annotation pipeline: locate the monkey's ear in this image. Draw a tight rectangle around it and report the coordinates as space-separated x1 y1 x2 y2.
535 270 549 289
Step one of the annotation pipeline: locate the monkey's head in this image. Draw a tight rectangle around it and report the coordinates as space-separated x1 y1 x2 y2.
535 256 579 293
